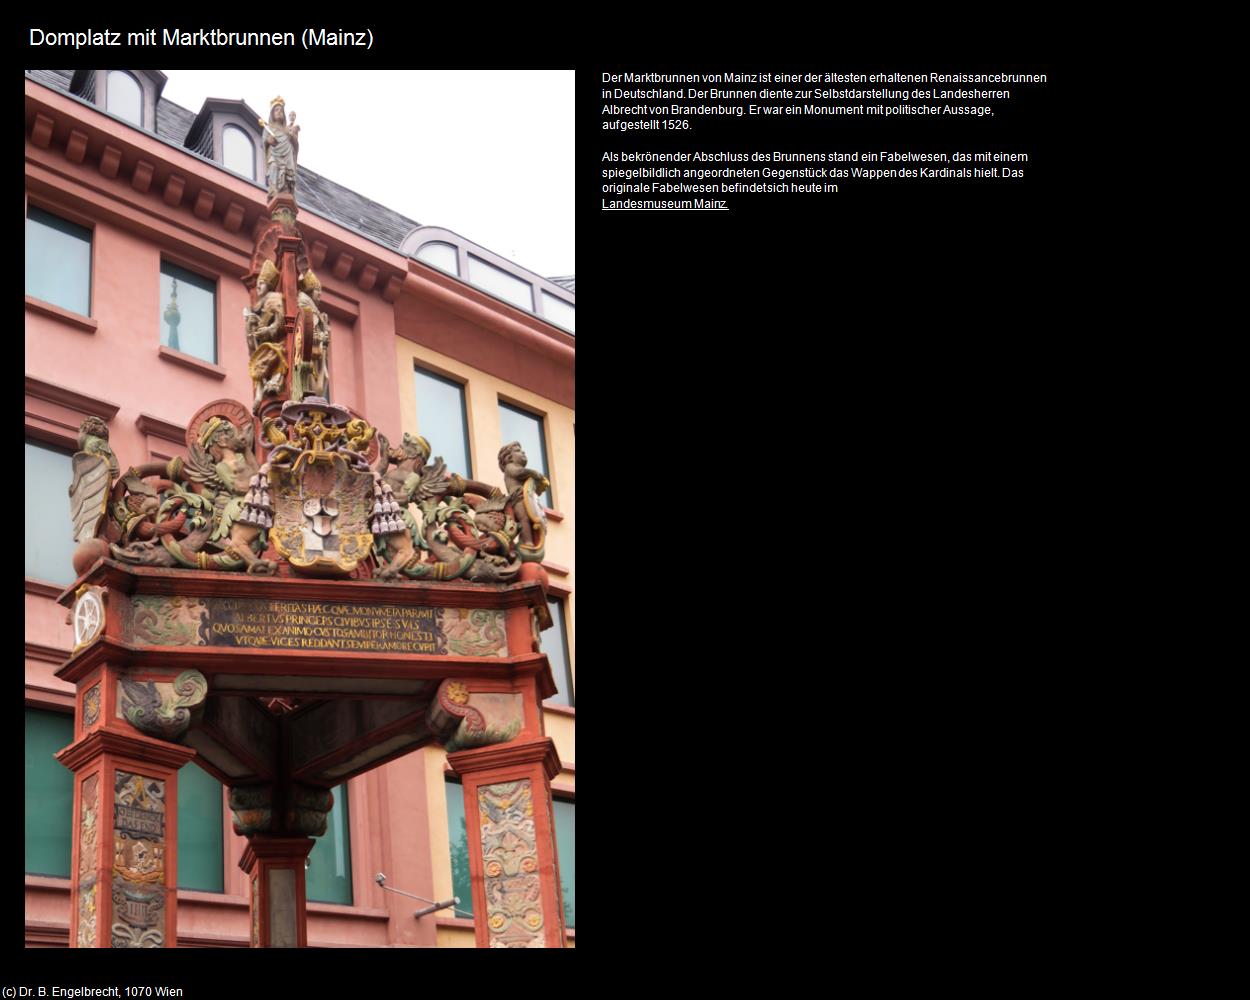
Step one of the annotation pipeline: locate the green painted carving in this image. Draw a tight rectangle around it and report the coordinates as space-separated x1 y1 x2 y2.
118 670 208 741
444 719 521 754
130 595 208 646
443 609 507 657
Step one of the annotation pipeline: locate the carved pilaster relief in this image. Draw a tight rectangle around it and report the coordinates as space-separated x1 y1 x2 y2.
110 772 166 948
478 779 544 948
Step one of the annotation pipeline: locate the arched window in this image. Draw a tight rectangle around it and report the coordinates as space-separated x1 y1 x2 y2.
222 125 255 180
416 241 459 276
106 71 142 126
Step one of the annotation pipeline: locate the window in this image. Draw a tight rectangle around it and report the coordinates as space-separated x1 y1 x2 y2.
413 368 472 478
25 709 74 877
544 596 574 708
553 798 575 929
416 242 459 276
467 255 534 311
25 440 78 586
445 782 473 918
306 783 352 904
222 125 255 180
26 206 91 316
540 291 575 334
160 262 216 363
176 762 223 892
497 402 552 508
106 70 142 126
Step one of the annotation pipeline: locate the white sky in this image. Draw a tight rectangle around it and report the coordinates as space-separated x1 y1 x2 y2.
158 70 575 280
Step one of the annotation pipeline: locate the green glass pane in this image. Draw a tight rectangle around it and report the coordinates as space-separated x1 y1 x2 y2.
26 206 91 316
497 402 552 508
25 441 77 586
160 263 216 363
306 784 352 904
413 368 472 479
25 710 74 877
543 597 573 707
176 762 223 892
553 799 575 928
445 783 473 918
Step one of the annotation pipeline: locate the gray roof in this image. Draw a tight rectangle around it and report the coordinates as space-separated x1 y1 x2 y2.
548 276 575 293
27 70 421 253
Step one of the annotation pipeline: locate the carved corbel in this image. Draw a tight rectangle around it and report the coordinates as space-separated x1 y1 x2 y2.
427 680 522 753
117 670 208 741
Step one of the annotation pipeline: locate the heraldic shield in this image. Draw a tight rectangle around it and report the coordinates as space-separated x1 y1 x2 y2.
268 452 374 575
70 452 112 544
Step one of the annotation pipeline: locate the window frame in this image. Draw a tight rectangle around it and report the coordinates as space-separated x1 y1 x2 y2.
412 363 474 480
305 780 354 906
25 201 95 319
105 70 144 128
497 397 554 510
24 437 80 588
542 593 575 709
158 257 221 366
24 706 75 879
220 123 257 182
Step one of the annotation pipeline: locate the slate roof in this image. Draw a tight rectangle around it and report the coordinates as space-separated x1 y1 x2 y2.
28 70 573 304
27 70 422 256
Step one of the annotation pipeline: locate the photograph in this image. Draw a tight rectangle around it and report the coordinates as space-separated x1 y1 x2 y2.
25 67 576 950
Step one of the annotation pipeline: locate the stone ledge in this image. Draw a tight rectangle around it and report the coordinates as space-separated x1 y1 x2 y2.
25 295 98 333
158 345 227 379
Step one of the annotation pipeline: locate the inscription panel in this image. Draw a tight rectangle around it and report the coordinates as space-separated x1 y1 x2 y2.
126 596 507 657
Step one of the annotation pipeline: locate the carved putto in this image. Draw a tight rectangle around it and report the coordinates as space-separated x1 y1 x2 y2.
76 398 550 584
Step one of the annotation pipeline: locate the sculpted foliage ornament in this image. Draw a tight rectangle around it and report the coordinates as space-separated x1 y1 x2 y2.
64 95 553 590
118 670 208 741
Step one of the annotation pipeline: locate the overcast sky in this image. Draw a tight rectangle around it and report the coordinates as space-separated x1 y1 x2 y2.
158 70 575 280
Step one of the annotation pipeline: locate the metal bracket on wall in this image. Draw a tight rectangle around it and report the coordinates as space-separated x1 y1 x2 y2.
375 872 471 919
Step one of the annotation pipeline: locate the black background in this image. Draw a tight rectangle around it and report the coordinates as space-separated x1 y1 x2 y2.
17 15 1127 981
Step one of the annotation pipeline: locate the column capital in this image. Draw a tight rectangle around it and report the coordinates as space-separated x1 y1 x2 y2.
56 727 197 773
447 736 561 782
239 835 316 873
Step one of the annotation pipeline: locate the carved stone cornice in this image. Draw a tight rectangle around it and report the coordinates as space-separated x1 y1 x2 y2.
446 736 561 781
55 726 198 772
239 836 316 872
24 641 71 665
24 375 120 421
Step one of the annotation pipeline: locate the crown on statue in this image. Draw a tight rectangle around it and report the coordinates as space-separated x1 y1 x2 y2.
270 95 285 108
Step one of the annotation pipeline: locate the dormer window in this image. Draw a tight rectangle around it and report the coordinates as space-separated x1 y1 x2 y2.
69 70 165 133
183 99 265 185
222 125 256 181
106 71 142 126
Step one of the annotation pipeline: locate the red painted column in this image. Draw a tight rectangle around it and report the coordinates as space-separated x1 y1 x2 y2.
239 835 315 947
447 738 565 948
57 729 196 948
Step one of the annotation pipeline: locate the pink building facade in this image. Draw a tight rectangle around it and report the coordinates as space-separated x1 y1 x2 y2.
25 70 575 947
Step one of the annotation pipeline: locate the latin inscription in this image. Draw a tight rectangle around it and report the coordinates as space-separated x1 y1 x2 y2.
127 596 508 657
209 600 444 653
